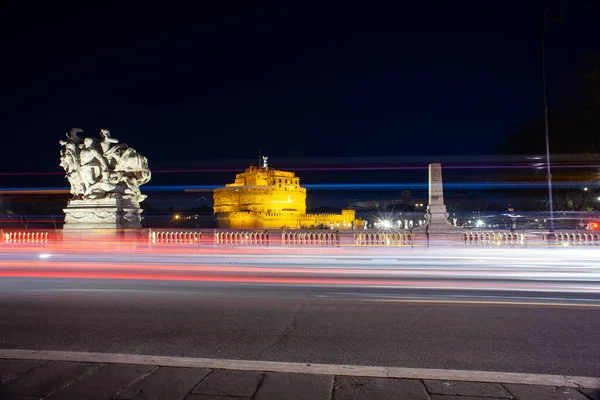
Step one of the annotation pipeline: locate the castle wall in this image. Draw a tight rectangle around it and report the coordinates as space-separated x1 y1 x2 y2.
300 209 358 229
213 186 306 214
217 209 361 230
217 211 301 229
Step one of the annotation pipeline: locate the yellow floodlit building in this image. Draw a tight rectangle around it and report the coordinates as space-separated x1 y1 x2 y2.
213 158 362 230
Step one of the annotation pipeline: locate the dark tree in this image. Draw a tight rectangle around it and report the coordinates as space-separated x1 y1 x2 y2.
497 55 600 212
500 55 600 155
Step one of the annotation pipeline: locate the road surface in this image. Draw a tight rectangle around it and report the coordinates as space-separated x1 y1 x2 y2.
0 246 599 377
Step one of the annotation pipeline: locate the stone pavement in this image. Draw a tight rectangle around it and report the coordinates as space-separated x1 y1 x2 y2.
1 358 599 400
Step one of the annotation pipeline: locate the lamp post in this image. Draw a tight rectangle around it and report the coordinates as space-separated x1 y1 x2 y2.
194 197 207 230
541 8 561 236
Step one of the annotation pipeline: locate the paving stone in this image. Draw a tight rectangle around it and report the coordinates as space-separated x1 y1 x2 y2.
192 369 263 397
424 380 512 398
0 361 101 397
46 364 154 400
0 359 47 383
579 388 600 400
333 376 430 400
430 396 505 400
253 372 333 400
504 384 590 400
115 366 210 400
186 396 249 400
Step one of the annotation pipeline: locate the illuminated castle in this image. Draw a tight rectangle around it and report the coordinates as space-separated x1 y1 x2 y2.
213 157 361 229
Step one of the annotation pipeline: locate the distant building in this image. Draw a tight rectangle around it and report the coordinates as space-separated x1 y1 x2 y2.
401 190 411 203
213 159 363 229
347 191 426 211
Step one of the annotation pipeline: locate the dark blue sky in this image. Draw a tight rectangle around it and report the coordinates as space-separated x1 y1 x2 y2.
1 0 599 190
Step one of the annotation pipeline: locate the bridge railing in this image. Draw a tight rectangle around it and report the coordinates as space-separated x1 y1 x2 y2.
282 230 340 247
149 229 202 245
354 232 413 247
462 229 600 247
4 228 600 248
463 231 526 246
214 230 270 246
1 230 50 244
543 231 600 246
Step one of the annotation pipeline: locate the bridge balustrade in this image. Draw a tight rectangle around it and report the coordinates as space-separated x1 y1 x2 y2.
281 231 340 247
1 231 50 244
214 231 269 246
463 231 525 246
5 228 599 249
353 231 413 246
149 230 201 245
547 231 600 246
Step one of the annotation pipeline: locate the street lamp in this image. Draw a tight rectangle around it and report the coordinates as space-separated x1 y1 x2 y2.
541 8 562 236
380 220 392 229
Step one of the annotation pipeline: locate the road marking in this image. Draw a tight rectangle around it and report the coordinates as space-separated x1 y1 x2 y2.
0 349 597 389
360 298 600 307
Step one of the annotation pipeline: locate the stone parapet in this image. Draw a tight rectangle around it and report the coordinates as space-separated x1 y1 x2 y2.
9 227 600 248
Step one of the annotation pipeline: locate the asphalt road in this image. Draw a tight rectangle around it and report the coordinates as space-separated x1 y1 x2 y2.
1 245 599 377
1 276 599 377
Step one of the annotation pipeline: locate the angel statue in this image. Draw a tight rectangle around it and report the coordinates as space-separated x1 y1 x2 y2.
59 128 85 197
59 128 151 202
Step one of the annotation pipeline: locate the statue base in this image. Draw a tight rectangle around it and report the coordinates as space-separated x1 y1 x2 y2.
63 198 143 230
425 204 455 232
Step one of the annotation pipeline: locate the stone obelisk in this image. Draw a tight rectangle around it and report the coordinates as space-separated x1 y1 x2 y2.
425 163 454 233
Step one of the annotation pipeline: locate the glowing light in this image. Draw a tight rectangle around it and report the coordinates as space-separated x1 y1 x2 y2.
38 253 51 259
174 214 181 220
380 220 393 229
475 220 485 228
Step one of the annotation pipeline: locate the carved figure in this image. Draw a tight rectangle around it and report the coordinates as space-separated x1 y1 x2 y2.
59 128 86 196
99 129 119 154
59 128 151 201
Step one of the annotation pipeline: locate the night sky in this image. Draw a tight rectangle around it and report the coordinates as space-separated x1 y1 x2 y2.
1 0 599 197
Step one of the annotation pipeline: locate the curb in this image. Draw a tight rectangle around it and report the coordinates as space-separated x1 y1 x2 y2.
1 349 598 389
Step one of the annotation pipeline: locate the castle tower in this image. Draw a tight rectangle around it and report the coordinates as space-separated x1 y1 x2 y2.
213 159 360 230
213 159 306 229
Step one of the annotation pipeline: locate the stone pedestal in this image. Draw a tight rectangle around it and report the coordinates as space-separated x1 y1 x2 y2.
426 204 455 233
63 198 143 230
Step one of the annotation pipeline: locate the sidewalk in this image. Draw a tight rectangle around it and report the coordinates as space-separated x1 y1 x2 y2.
1 351 598 400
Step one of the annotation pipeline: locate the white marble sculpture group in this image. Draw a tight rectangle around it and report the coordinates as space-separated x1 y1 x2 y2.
59 128 151 202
